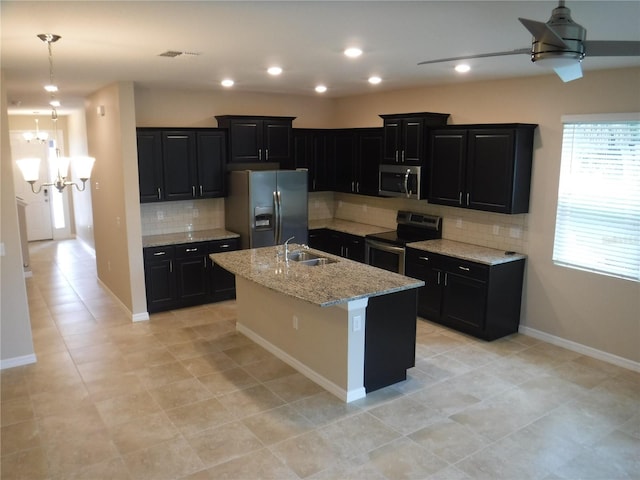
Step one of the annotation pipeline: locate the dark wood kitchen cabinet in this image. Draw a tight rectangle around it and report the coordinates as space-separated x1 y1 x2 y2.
333 128 382 196
143 238 239 313
405 247 525 340
380 112 449 166
308 228 365 263
291 129 336 192
428 124 537 214
136 128 227 203
216 115 295 165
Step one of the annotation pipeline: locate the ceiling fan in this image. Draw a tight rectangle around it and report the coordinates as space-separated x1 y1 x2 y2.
418 0 640 82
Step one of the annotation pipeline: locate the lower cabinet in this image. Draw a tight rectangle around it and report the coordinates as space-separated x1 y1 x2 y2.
405 247 525 340
309 228 365 263
143 238 239 313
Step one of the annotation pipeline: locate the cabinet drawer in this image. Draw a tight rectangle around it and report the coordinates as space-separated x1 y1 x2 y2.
175 242 208 258
144 246 175 261
442 257 488 281
208 238 240 253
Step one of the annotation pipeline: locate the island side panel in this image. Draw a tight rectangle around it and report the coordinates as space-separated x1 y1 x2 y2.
364 289 418 392
234 277 366 401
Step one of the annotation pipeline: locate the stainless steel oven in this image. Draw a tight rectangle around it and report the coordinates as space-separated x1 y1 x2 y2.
379 165 422 199
365 211 442 274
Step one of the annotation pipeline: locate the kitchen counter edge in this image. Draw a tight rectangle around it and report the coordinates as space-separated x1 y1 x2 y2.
407 239 526 265
142 229 240 248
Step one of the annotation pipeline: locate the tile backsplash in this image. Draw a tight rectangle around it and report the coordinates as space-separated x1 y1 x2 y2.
140 198 225 236
141 192 528 254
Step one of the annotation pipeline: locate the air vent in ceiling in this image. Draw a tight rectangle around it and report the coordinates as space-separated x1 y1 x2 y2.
158 50 202 58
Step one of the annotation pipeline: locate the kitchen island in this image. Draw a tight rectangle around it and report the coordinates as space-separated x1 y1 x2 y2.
210 245 423 402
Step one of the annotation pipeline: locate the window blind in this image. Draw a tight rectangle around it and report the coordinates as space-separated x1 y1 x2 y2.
553 115 640 282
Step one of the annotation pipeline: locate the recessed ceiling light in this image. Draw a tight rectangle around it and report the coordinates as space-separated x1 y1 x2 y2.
267 66 283 76
344 47 362 58
315 85 327 93
221 79 234 87
368 76 382 85
455 64 471 73
49 100 61 107
44 85 58 92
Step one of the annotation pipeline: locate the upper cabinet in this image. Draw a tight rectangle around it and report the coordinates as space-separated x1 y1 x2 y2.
136 128 227 203
215 115 295 165
380 112 449 166
290 129 336 192
428 124 537 214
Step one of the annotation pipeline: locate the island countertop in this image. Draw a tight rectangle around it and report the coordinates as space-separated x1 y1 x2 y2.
211 245 423 307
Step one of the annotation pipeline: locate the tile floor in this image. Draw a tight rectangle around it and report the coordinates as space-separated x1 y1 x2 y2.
1 239 639 480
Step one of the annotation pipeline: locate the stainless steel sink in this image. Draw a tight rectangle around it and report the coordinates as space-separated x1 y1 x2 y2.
288 251 337 266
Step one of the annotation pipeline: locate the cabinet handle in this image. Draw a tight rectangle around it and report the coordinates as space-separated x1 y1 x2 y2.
192 186 196 197
200 185 203 196
258 149 262 161
218 244 231 249
458 266 470 271
186 248 198 252
157 188 161 199
419 256 429 261
351 181 355 192
466 193 470 206
395 150 399 163
170 260 173 273
437 271 441 284
265 149 269 161
401 150 405 163
356 182 360 193
167 135 189 139
203 257 207 268
153 251 167 256
458 192 463 205
444 272 448 286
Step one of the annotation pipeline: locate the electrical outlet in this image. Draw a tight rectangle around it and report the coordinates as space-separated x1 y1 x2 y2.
157 210 164 220
116 216 121 227
493 225 500 235
456 218 463 228
293 315 299 330
192 208 199 218
107 260 111 272
353 315 362 332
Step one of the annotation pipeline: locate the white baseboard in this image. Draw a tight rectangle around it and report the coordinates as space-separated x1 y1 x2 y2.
132 312 150 322
1 353 37 370
519 326 640 373
236 323 366 403
96 277 148 323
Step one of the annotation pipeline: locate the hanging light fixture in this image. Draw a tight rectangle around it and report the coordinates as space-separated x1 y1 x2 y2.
22 118 49 143
17 33 95 194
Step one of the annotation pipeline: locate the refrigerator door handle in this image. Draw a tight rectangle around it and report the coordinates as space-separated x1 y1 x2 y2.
276 190 283 243
273 190 280 244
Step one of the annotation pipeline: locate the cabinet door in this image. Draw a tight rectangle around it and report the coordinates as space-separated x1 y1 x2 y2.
137 130 164 203
196 130 226 198
209 239 239 302
325 231 345 257
405 250 443 321
308 228 329 252
263 119 292 163
344 234 365 263
466 129 515 213
176 255 209 304
162 131 197 201
144 259 177 312
382 119 402 164
401 118 424 164
315 132 335 191
228 119 262 163
428 130 467 207
357 130 382 196
333 132 356 193
292 130 314 188
441 271 487 333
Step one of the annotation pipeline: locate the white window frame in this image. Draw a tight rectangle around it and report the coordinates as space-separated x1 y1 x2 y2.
553 113 640 282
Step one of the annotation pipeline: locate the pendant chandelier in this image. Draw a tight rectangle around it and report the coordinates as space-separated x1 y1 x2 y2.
16 33 95 194
22 118 48 143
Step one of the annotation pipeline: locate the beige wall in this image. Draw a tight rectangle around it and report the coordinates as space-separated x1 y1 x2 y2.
86 82 147 319
1 70 36 367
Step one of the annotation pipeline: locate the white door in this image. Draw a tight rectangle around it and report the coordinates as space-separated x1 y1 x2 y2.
11 132 54 241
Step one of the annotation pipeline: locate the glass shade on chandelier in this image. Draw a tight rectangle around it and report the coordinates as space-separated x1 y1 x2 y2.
17 155 95 194
22 118 49 143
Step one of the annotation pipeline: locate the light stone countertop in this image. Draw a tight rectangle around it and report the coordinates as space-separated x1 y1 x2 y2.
309 219 391 237
142 228 240 248
407 239 526 265
211 245 423 307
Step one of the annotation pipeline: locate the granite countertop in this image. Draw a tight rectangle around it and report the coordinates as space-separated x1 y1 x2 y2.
407 239 526 265
211 245 423 307
142 228 240 248
309 219 391 237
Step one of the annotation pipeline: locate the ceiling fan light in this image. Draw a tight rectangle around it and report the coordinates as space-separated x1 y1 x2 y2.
533 55 581 69
49 99 61 107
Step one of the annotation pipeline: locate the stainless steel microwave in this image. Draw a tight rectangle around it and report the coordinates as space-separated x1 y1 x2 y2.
378 165 422 199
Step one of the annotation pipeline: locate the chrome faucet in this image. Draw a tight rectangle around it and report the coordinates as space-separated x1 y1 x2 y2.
284 236 295 259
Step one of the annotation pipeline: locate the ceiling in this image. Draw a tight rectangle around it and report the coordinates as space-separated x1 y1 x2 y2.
2 1 639 115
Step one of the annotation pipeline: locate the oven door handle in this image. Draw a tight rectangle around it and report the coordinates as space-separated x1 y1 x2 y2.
404 170 410 198
366 239 405 255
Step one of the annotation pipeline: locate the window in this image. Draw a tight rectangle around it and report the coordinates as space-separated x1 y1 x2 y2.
553 113 640 282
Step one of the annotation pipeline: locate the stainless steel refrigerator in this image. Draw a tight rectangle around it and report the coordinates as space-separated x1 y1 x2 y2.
225 170 308 249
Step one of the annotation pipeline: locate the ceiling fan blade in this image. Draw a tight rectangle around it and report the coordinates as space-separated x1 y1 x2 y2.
584 41 640 56
418 48 530 66
518 17 569 48
554 62 583 82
